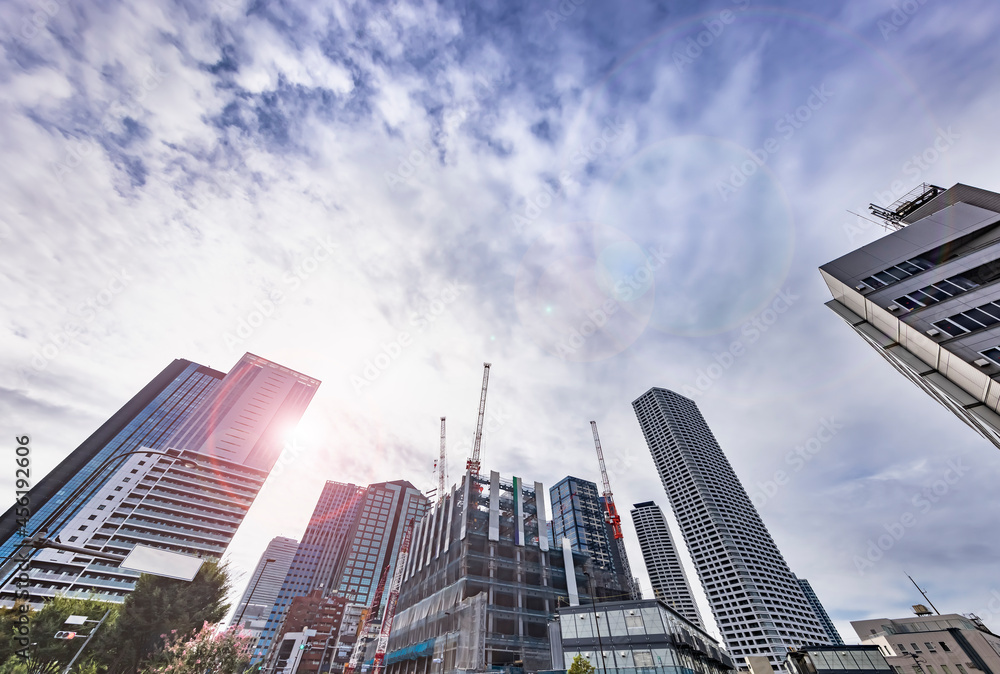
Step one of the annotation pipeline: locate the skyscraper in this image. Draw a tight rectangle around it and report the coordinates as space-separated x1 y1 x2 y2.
231 536 300 640
549 477 619 573
0 353 320 604
821 183 1000 450
630 500 703 627
633 387 831 667
795 576 843 646
256 480 428 663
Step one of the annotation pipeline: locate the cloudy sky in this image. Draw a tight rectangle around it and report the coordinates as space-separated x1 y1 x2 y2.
3 0 1000 645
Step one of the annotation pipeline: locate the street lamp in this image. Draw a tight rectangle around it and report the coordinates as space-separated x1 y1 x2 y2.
582 571 608 674
235 558 277 628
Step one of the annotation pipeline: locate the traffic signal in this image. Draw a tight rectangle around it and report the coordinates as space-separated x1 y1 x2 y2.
54 631 77 639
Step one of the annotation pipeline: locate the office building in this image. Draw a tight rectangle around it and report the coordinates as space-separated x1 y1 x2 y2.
231 536 300 641
271 590 348 674
0 353 320 604
550 476 630 594
821 183 1000 450
552 598 734 674
630 501 703 627
795 575 843 645
384 470 623 674
257 480 428 666
633 387 831 666
0 358 225 583
786 646 893 674
852 611 1000 674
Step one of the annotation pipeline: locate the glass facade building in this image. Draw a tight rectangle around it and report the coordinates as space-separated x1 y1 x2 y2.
231 535 300 641
0 353 320 605
257 480 428 667
555 598 734 674
794 576 843 646
550 477 619 574
633 388 832 667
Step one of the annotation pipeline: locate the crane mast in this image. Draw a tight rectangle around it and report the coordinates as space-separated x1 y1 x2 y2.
465 363 491 479
438 417 447 503
591 420 640 600
372 521 415 674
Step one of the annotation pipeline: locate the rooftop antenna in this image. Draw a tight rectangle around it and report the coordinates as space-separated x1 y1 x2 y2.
907 573 941 615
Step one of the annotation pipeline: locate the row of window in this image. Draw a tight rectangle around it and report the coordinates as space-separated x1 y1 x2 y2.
932 301 1000 337
860 257 935 290
896 662 972 674
894 273 979 310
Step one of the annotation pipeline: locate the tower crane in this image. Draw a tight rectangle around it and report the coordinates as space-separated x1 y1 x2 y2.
372 520 415 674
465 363 491 480
591 420 640 600
345 560 392 674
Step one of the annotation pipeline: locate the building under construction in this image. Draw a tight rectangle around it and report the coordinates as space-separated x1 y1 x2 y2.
383 469 622 674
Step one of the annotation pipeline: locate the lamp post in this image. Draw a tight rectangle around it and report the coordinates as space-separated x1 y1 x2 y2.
235 558 277 629
582 571 608 674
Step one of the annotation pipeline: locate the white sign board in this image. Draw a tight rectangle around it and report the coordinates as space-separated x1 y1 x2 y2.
120 545 203 581
64 615 88 625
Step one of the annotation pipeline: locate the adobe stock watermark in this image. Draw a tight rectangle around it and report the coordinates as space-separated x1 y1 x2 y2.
449 406 512 460
50 64 168 186
351 280 468 393
751 417 843 508
510 116 628 235
717 83 833 201
842 127 960 245
224 236 339 352
853 457 970 576
544 0 587 29
553 244 670 359
680 287 799 397
385 70 502 190
16 269 133 388
672 0 751 72
877 0 930 40
15 0 60 42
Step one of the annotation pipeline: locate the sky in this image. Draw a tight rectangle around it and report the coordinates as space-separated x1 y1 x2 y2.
2 0 1000 647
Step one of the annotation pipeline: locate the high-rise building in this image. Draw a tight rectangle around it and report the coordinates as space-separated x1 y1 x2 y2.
270 590 349 674
0 353 320 604
630 500 703 627
0 358 225 581
632 387 831 667
821 183 1000 450
386 470 623 674
231 536 300 641
256 480 427 666
550 477 619 574
794 576 843 645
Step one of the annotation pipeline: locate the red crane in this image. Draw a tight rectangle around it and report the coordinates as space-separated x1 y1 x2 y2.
372 520 415 674
591 420 640 600
465 363 491 479
344 560 392 674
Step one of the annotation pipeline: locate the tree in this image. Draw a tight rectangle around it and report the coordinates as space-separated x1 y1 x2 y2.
568 654 596 674
139 622 254 674
0 595 114 674
92 561 232 674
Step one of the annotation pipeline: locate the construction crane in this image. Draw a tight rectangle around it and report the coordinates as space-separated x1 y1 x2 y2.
344 560 392 674
465 363 491 480
438 417 447 503
591 420 640 600
372 520 415 674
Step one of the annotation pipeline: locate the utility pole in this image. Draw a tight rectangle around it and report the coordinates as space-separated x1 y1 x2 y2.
61 609 110 674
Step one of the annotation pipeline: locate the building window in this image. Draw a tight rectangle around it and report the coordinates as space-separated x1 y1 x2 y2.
955 665 967 674
926 643 937 652
68 536 78 542
940 643 952 652
97 505 106 511
88 515 97 520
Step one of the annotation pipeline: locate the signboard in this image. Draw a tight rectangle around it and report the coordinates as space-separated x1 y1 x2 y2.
64 615 88 625
120 545 203 581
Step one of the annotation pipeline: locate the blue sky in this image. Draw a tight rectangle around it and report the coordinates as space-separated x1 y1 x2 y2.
3 0 1000 644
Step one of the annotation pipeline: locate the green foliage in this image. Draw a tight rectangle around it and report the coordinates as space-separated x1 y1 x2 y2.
0 595 113 674
139 622 254 674
90 561 232 674
568 653 596 674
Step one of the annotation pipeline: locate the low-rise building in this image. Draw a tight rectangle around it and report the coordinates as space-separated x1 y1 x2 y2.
552 598 734 674
786 645 893 674
852 611 1000 674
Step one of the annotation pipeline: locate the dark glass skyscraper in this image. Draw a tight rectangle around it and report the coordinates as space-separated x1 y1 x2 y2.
549 476 618 573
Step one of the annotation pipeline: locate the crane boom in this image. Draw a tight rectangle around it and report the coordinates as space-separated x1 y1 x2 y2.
345 560 392 674
466 363 491 478
372 520 415 674
438 417 447 503
590 420 640 600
